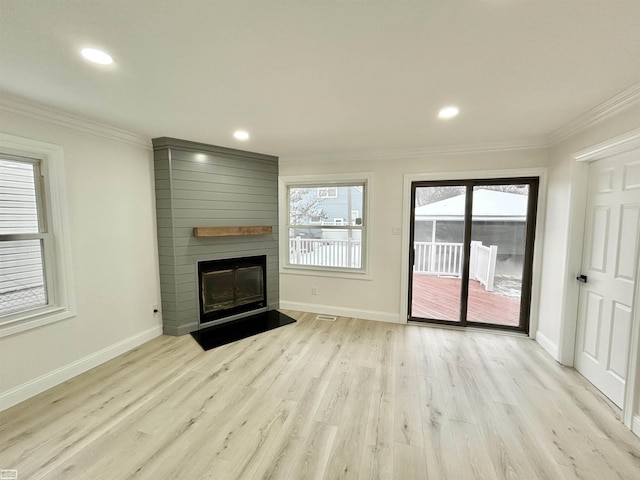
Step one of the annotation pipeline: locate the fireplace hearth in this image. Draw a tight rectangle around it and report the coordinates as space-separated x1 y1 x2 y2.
198 255 267 326
191 310 296 351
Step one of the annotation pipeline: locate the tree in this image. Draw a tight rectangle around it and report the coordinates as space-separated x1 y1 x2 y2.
480 184 529 195
415 184 528 207
289 188 327 225
415 185 465 207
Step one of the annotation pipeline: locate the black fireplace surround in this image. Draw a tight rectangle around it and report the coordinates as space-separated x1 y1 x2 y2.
198 255 268 326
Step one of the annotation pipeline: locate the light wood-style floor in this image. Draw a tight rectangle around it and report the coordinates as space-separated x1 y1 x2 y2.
1 311 640 479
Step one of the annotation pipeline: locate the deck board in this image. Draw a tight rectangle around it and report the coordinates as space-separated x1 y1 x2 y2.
411 274 521 326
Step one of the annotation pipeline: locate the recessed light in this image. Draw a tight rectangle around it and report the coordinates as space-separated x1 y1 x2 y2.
233 130 250 141
81 48 113 65
438 106 459 119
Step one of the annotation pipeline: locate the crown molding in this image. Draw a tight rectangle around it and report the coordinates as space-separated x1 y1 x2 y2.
3 81 637 158
573 127 640 162
0 92 151 150
279 138 548 164
548 82 640 146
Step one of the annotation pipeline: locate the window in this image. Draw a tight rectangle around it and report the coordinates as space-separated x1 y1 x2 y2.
282 175 370 274
317 186 337 198
0 156 48 315
0 133 74 336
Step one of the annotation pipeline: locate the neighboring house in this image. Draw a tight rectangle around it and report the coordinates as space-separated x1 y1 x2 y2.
314 185 364 227
292 185 364 239
0 158 46 316
414 189 528 276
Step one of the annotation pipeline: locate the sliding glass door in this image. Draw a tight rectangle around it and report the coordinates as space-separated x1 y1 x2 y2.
408 178 538 332
410 185 467 322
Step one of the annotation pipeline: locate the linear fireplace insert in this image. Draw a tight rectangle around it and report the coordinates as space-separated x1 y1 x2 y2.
198 255 267 326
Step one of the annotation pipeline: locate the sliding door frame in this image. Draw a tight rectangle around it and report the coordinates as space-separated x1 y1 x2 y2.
407 176 540 333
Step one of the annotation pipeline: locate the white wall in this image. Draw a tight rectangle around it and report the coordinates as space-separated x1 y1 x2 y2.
534 102 640 424
0 100 162 411
536 103 640 364
279 148 549 323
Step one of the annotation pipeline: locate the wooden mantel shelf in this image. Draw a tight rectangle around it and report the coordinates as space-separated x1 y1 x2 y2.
193 226 273 237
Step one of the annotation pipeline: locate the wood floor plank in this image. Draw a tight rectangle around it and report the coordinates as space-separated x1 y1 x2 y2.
321 366 375 479
252 376 330 479
287 421 337 480
1 311 640 480
450 418 500 480
417 375 463 480
364 390 394 449
434 357 476 423
514 385 599 465
374 329 397 393
489 401 569 480
360 390 395 480
393 442 428 480
357 444 393 480
455 365 533 480
313 370 352 426
394 393 424 447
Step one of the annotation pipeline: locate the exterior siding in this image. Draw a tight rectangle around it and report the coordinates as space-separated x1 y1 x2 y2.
316 186 364 223
0 158 44 297
152 138 279 336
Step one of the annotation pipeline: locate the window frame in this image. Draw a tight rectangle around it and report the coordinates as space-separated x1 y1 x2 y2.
279 173 373 279
0 154 51 314
0 133 75 338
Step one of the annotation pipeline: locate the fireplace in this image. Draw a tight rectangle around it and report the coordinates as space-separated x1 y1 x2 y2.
198 255 267 326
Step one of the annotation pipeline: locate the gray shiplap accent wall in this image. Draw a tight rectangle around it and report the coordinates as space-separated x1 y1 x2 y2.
152 137 279 336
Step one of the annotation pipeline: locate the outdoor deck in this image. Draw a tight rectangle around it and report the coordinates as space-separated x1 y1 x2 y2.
411 274 521 326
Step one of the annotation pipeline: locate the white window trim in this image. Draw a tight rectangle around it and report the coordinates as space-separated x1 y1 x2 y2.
0 133 76 338
279 173 373 280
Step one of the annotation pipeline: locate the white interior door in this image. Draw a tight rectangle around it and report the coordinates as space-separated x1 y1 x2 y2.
574 148 640 408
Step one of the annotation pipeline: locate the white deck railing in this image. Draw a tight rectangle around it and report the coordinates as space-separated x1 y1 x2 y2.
289 237 497 291
414 242 464 276
289 237 362 268
413 240 497 292
469 241 498 291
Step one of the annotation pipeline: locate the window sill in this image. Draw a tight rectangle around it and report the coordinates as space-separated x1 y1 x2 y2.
280 265 372 281
0 305 77 339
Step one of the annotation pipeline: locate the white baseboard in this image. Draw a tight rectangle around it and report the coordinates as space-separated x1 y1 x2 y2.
0 325 162 412
279 300 402 324
535 330 560 361
633 414 640 439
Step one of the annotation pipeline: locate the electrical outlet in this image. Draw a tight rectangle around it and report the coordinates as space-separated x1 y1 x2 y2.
311 286 318 295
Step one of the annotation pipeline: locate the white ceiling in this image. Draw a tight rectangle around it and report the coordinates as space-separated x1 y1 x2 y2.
1 1 639 159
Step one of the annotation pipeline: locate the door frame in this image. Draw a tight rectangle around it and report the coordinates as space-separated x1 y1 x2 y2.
400 167 548 336
561 128 640 431
407 178 539 332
